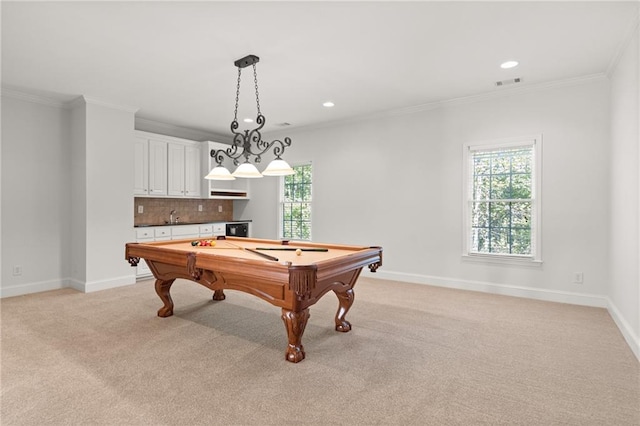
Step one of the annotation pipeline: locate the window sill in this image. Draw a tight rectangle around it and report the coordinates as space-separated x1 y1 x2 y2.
462 253 543 267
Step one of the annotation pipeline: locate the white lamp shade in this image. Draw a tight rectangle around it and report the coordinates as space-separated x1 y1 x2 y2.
232 162 263 178
205 165 236 180
262 158 295 176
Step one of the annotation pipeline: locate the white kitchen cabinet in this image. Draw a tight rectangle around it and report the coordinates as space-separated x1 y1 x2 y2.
199 225 213 237
168 142 201 198
201 141 250 199
136 258 153 277
133 136 167 197
133 137 149 196
167 143 185 196
135 228 154 240
135 131 201 198
134 226 170 278
134 228 154 277
212 223 226 236
154 228 171 240
184 144 201 197
171 225 199 239
148 139 168 196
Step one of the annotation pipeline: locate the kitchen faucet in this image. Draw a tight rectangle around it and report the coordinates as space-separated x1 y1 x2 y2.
170 210 176 224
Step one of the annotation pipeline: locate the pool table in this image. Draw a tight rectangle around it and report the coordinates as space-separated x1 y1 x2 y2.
126 236 382 363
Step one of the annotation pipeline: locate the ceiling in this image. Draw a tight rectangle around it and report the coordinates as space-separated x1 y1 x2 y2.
2 1 638 140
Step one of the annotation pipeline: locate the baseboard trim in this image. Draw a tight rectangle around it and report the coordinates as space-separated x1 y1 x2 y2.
606 298 640 362
365 269 608 307
82 275 137 293
68 275 136 293
68 278 86 293
0 278 69 298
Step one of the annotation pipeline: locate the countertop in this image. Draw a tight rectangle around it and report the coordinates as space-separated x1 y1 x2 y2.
134 220 251 228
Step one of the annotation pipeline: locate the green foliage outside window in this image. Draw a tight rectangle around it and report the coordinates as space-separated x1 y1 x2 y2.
470 147 533 255
282 164 312 240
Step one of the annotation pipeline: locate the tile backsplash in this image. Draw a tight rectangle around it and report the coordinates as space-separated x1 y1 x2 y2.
134 198 233 226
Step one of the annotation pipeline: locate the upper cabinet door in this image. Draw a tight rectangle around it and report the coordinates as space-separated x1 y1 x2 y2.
167 142 200 197
184 144 201 197
133 138 149 196
167 143 186 196
148 139 168 196
134 131 202 199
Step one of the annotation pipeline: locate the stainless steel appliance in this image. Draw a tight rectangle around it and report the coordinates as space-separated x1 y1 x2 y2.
226 222 249 237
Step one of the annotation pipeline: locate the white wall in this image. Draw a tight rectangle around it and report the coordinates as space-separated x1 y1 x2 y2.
69 97 137 292
1 94 137 296
1 95 71 296
609 22 639 358
248 78 612 308
85 100 136 290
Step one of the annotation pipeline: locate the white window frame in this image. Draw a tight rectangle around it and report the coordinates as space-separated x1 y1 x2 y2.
462 135 542 265
278 162 313 241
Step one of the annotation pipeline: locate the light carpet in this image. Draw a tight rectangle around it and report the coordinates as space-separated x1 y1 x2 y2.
1 277 638 425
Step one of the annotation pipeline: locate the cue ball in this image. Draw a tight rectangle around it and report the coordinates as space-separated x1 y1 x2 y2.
295 249 302 256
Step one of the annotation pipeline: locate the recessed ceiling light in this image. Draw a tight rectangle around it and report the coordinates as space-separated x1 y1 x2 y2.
323 101 335 108
243 118 253 123
500 61 519 69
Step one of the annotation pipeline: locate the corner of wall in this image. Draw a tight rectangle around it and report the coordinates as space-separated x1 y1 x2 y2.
607 298 640 361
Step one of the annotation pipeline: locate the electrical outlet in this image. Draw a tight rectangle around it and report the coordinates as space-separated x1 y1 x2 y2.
572 272 584 284
218 205 223 213
198 205 203 212
13 265 22 276
138 205 144 214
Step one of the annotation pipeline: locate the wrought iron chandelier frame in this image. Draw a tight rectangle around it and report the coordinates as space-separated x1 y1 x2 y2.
208 54 293 179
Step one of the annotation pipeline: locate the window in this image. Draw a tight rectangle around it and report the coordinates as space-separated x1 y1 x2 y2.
281 163 312 240
463 136 541 262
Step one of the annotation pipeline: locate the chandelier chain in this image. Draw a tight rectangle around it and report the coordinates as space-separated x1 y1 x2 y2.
253 64 261 116
233 64 261 121
233 67 242 122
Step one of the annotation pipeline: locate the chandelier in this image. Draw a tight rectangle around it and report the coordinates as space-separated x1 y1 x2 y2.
205 55 294 180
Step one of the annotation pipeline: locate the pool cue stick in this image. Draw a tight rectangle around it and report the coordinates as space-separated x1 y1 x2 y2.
224 241 279 261
245 248 279 261
255 248 328 252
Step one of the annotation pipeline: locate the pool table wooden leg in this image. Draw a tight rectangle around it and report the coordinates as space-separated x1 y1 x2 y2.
281 308 310 363
155 278 176 317
334 288 354 332
212 289 226 301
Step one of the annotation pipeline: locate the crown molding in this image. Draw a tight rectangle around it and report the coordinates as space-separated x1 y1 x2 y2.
1 87 140 114
69 95 139 113
67 96 85 110
427 73 607 110
0 85 69 109
135 117 230 143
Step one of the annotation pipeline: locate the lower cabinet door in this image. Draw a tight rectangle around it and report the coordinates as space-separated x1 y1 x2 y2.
136 237 154 277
